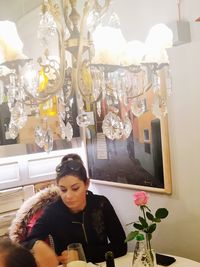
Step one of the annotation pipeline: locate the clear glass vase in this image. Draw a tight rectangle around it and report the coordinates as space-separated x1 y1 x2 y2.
132 234 154 267
148 249 157 267
146 234 157 267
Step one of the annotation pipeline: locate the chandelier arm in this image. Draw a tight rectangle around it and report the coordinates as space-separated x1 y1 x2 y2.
22 3 66 104
142 63 169 72
94 0 111 17
49 0 67 97
75 1 94 104
75 1 111 104
62 0 73 34
77 60 94 104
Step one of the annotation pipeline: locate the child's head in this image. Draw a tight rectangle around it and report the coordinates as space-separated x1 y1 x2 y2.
0 239 37 267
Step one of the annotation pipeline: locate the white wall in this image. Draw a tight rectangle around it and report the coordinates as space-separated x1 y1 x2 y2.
89 0 200 263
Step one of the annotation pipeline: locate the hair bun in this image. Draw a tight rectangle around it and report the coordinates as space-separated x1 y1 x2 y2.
61 154 83 164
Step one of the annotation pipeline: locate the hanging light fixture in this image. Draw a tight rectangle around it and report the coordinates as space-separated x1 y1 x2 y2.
0 0 173 152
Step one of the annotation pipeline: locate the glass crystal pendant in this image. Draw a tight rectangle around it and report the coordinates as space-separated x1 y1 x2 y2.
8 122 19 139
10 102 27 129
21 61 39 98
123 116 132 139
38 9 56 46
152 71 160 93
131 97 146 117
65 122 73 141
43 128 53 153
102 112 123 140
152 94 167 118
35 125 45 148
76 113 91 127
59 118 66 140
59 117 73 141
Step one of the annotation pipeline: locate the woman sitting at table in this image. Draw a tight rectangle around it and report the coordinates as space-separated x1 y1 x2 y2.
0 238 37 267
22 153 127 267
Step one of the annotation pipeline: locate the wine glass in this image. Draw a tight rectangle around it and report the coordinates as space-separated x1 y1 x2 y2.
67 243 87 267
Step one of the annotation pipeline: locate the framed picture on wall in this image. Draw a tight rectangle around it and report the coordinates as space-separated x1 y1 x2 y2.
86 74 172 194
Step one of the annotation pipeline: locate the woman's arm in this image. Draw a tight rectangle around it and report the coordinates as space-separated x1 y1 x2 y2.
21 208 52 250
32 240 58 267
22 202 68 266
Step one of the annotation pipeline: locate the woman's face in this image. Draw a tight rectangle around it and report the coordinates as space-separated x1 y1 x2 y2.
58 175 89 213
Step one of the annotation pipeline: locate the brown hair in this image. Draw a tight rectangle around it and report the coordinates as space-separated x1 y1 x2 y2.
0 239 37 267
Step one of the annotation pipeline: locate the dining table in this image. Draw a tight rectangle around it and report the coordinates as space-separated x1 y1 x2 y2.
97 252 200 267
59 252 200 267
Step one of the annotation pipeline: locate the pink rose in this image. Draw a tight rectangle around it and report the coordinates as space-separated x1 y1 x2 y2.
134 191 149 206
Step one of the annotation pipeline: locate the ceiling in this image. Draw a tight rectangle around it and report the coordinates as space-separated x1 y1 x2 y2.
0 0 42 22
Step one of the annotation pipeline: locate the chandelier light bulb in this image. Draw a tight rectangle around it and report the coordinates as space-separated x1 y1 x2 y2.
0 20 27 63
121 40 145 66
144 23 173 64
92 26 126 65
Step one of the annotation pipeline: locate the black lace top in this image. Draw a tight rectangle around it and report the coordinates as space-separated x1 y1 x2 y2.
22 191 127 263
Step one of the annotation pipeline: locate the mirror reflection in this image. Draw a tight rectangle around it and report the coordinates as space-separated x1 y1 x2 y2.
0 0 81 157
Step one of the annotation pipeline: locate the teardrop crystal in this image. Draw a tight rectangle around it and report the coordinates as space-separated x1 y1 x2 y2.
152 94 167 119
65 122 73 141
11 102 27 129
123 116 132 139
8 122 19 139
43 128 53 153
131 97 145 117
35 125 45 148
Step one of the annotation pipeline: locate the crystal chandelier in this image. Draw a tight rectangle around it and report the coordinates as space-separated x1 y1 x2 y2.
0 0 173 152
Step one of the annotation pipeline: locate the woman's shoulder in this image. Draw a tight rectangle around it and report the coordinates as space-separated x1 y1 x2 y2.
87 191 110 206
45 196 64 211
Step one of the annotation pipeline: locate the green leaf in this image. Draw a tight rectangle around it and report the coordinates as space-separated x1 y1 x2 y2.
139 216 148 228
153 217 161 223
125 230 139 242
146 212 154 221
148 223 157 233
155 208 169 219
133 222 144 230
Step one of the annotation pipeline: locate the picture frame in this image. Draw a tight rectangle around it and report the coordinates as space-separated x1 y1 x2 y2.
86 73 172 194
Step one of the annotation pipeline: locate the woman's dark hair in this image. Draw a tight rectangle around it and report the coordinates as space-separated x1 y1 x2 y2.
61 153 83 164
0 239 37 267
56 153 88 183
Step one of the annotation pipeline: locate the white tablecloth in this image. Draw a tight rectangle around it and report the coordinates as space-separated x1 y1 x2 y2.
97 253 200 267
59 252 200 267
